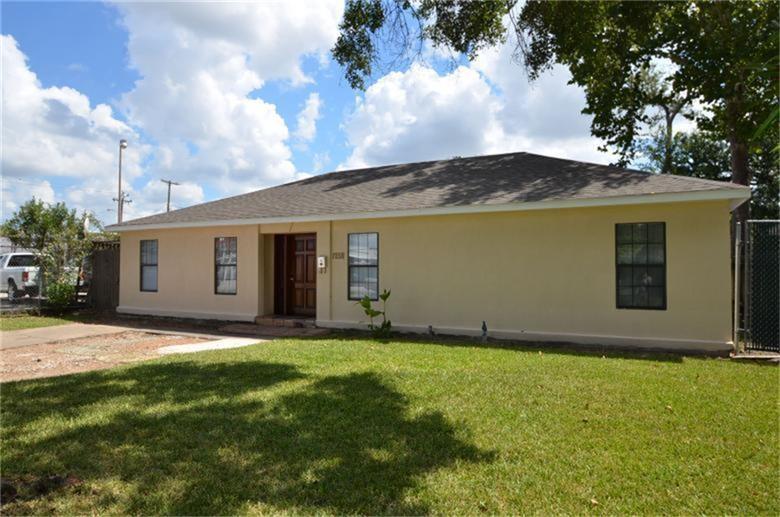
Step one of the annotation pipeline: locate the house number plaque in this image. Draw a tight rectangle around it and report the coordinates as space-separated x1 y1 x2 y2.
332 252 345 260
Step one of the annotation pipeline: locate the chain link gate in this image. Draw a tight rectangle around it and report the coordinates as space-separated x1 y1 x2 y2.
735 220 780 353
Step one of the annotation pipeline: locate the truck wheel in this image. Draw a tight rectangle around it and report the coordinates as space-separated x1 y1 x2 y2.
7 280 18 302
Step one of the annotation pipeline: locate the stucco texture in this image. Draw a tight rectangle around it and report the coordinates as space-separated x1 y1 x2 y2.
119 225 261 321
118 200 733 351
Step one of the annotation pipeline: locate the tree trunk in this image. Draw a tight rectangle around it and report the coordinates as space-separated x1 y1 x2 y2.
729 137 751 223
660 101 684 174
662 111 674 174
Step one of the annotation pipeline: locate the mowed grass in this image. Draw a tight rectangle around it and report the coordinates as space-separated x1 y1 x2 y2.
1 337 777 515
0 314 81 331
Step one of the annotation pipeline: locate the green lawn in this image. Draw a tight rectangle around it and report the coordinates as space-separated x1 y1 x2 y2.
0 314 81 331
1 337 777 515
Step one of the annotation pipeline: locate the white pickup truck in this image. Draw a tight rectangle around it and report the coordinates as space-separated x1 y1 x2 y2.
0 252 40 301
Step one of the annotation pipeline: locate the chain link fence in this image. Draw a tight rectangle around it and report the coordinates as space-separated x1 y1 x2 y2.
737 220 779 353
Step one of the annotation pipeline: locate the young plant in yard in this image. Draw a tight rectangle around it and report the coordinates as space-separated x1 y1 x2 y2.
45 282 76 312
357 289 391 338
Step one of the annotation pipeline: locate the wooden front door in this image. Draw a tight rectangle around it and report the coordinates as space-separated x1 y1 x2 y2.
289 234 316 316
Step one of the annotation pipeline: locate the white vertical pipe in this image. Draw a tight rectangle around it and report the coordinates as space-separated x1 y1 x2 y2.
733 222 741 353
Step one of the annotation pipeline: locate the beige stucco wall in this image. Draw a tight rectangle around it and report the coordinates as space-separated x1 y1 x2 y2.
323 200 733 350
118 225 260 321
118 200 734 350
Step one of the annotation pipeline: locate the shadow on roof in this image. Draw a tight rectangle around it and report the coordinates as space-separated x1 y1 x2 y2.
298 152 652 205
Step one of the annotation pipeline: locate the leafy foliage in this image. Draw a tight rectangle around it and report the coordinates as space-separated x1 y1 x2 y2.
333 0 510 90
45 282 76 311
516 2 778 174
639 130 779 219
332 0 387 90
638 66 693 174
417 0 509 60
356 288 392 338
332 0 779 212
1 199 96 298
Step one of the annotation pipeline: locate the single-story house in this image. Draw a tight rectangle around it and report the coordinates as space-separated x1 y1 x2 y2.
107 152 750 352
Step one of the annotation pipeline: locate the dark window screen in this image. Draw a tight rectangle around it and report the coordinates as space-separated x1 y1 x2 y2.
616 222 666 310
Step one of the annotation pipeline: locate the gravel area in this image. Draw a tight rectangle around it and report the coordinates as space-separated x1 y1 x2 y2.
0 331 209 382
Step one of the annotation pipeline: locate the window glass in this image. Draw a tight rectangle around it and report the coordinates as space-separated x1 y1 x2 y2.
348 232 378 300
615 223 665 309
616 225 633 244
648 244 665 264
141 265 158 291
140 240 158 292
648 223 665 243
215 237 237 294
7 255 35 267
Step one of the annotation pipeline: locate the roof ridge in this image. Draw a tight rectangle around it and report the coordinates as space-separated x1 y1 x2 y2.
142 151 536 219
112 150 748 229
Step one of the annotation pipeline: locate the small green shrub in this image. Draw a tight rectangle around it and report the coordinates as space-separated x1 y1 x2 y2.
356 289 392 338
46 282 76 311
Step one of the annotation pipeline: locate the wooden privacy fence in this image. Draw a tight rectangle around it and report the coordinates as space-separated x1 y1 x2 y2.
87 240 120 311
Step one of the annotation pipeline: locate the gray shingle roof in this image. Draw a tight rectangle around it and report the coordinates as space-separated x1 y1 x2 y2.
111 151 748 229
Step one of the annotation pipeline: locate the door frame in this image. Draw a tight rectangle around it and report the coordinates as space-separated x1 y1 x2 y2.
273 233 317 316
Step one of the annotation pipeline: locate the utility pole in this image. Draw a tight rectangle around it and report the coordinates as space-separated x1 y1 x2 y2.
116 139 128 223
160 179 180 212
112 192 132 220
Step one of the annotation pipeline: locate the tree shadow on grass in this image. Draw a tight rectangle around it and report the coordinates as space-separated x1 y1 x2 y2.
2 362 491 515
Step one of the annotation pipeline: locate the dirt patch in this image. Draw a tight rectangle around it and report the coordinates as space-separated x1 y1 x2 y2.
0 331 209 382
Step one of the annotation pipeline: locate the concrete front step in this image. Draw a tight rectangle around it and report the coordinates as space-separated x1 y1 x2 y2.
254 316 317 329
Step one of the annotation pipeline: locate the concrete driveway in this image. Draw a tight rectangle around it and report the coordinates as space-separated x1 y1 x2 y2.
1 323 130 350
0 323 261 382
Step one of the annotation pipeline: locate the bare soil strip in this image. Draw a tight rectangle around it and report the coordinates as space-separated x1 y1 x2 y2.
0 331 209 382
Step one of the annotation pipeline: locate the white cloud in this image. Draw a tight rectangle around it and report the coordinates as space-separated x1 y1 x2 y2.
1 34 143 181
1 34 148 223
342 25 615 170
294 92 322 142
115 1 343 196
342 65 503 169
1 177 55 219
312 151 331 173
3 1 344 224
128 179 205 219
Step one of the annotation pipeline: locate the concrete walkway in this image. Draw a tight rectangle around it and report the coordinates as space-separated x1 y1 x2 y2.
157 337 262 355
0 323 130 350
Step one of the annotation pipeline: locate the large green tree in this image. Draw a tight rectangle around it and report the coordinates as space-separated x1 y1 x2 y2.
638 66 693 175
1 199 94 302
333 0 511 90
639 130 779 219
333 0 779 218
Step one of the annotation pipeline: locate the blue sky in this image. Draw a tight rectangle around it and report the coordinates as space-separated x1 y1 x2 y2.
2 1 609 224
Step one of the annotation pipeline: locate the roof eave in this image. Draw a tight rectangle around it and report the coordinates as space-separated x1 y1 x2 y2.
106 187 751 233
